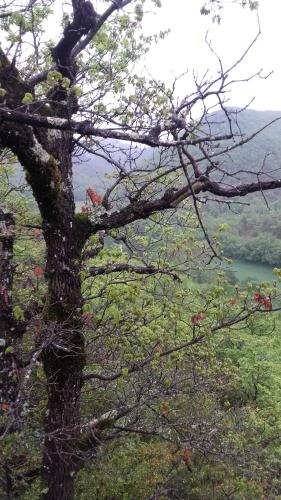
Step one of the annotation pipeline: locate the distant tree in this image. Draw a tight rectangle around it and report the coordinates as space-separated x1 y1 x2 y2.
0 1 280 498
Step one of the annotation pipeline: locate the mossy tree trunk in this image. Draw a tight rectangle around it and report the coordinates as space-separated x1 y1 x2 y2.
37 133 86 499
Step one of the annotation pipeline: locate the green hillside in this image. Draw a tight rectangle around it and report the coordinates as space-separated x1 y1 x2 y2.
199 110 281 266
209 108 281 184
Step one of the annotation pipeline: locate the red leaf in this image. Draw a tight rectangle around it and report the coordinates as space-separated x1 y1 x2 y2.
182 447 192 465
253 293 263 302
81 204 90 213
0 287 9 305
1 402 10 412
191 314 199 326
191 313 205 326
87 187 103 206
34 266 43 278
262 297 272 310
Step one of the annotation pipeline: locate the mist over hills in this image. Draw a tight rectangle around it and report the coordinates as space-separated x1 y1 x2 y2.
9 108 281 203
208 108 281 182
72 108 281 199
201 109 281 268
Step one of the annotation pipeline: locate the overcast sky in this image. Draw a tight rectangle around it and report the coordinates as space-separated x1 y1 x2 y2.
140 0 281 111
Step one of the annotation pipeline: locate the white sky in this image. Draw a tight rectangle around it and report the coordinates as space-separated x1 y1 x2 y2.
141 0 281 111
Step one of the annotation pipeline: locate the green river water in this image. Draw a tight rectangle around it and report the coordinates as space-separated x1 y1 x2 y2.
228 259 275 283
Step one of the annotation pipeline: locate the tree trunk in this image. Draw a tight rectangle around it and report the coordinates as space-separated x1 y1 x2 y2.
0 210 27 497
41 225 85 499
42 365 84 500
38 135 86 499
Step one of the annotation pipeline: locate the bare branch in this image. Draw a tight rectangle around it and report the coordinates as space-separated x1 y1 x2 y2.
87 263 181 281
0 106 234 147
87 176 281 235
81 404 132 432
0 0 38 19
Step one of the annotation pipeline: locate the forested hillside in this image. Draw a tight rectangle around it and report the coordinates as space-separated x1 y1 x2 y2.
209 108 281 177
200 109 281 267
3 163 281 499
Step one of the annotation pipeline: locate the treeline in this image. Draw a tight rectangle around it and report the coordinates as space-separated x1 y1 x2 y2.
205 197 281 267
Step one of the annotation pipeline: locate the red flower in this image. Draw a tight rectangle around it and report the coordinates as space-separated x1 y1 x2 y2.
230 298 237 305
262 297 272 310
191 313 205 326
81 204 90 213
253 293 263 303
34 266 44 278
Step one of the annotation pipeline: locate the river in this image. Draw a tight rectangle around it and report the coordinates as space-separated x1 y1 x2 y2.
227 259 274 282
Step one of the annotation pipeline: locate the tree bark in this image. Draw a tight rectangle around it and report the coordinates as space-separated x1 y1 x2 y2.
35 133 86 500
42 358 84 500
41 225 85 499
0 210 27 497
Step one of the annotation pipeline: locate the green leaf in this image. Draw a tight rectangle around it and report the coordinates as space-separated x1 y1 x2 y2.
21 93 33 104
14 305 24 320
82 303 91 313
5 346 14 354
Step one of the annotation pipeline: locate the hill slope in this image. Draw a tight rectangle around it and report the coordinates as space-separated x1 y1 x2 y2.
209 108 281 182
